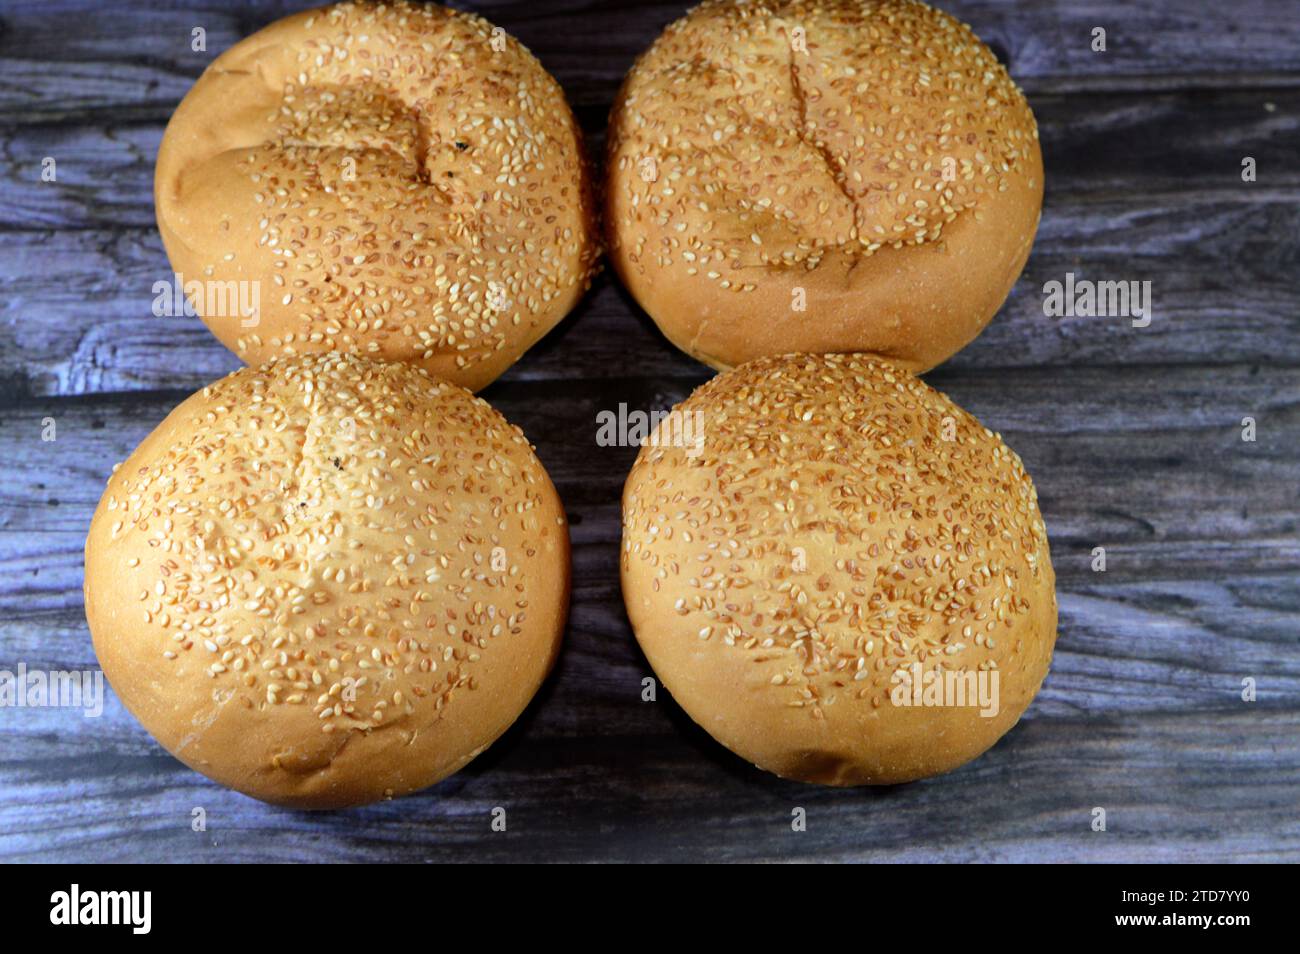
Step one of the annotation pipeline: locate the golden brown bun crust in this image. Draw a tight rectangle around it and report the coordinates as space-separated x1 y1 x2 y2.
156 1 600 392
85 353 569 808
606 0 1043 373
621 353 1056 785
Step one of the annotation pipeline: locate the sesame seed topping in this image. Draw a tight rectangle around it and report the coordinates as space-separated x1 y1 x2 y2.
158 0 600 390
87 350 568 789
622 353 1054 718
607 0 1038 275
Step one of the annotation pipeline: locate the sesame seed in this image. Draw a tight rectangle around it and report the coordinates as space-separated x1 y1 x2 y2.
621 352 1053 724
86 346 567 799
157 0 599 391
606 0 1038 345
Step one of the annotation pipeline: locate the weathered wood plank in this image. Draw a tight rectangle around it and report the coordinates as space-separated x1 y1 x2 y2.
0 711 1296 862
4 365 1297 537
3 187 1299 402
5 86 1297 229
1 0 1298 126
0 121 162 230
5 564 1298 729
2 367 1297 758
1 0 1298 866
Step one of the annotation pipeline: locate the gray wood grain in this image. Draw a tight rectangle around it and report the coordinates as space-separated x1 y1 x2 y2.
2 711 1296 862
4 186 1300 400
2 0 1300 126
6 87 1297 232
3 369 1297 723
0 0 1298 863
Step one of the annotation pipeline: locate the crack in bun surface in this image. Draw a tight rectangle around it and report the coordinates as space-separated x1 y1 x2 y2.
157 0 600 391
606 0 1043 372
85 352 569 808
620 352 1056 785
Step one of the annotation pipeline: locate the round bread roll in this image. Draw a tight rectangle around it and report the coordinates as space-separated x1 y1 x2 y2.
621 353 1056 785
606 0 1043 373
156 0 600 392
85 352 568 808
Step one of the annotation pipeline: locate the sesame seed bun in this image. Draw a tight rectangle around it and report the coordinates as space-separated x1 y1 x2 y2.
156 1 600 392
605 0 1043 373
85 352 569 808
621 353 1056 785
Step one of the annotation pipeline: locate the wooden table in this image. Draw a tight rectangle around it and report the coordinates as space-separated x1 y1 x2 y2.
1 0 1297 863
